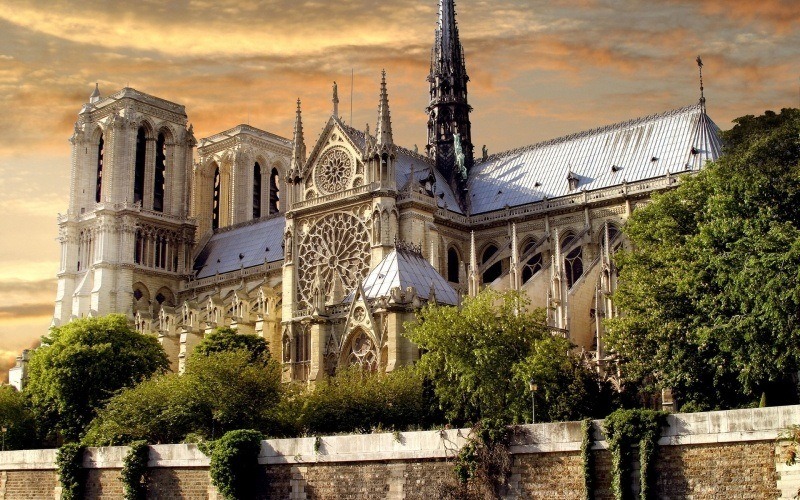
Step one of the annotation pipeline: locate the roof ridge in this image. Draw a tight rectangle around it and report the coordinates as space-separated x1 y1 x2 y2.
339 121 434 164
481 103 704 163
201 123 291 146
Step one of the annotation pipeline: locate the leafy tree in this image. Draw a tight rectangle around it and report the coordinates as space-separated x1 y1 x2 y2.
282 366 439 435
0 386 37 450
607 108 800 411
192 327 270 363
406 289 610 425
26 314 169 441
85 348 282 445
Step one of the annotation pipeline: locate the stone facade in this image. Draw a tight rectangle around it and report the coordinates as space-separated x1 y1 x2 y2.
0 406 797 499
33 0 723 384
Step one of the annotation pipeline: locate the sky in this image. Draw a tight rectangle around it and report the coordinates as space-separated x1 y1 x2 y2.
0 0 797 378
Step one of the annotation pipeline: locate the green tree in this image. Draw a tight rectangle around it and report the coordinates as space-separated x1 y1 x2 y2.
406 289 609 425
0 386 37 450
607 108 800 411
26 314 169 442
85 348 282 445
192 327 270 363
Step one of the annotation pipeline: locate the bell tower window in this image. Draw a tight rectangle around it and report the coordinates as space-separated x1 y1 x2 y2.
269 167 280 214
134 127 146 205
253 162 262 219
153 133 166 212
212 167 221 230
95 134 104 203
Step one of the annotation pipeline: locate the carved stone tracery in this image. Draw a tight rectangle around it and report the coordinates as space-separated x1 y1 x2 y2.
315 147 353 194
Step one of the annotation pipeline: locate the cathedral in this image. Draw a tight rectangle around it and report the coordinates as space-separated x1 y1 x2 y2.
46 0 722 383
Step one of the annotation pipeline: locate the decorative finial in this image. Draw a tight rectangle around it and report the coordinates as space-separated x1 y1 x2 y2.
89 82 101 104
332 81 339 118
696 56 705 107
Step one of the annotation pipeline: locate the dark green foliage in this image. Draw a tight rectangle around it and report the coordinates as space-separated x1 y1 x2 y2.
26 314 169 441
206 429 263 500
0 386 38 450
607 108 800 410
85 348 282 445
581 418 594 500
192 327 270 363
603 409 666 500
449 419 512 500
121 440 149 500
406 289 611 426
56 442 86 500
279 366 438 435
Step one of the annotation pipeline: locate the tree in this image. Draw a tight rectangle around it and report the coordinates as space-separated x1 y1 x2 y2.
406 289 610 425
85 346 282 445
0 386 37 450
607 108 800 411
192 327 270 363
26 314 169 442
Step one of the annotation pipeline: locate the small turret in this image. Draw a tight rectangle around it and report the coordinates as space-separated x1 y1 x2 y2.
89 82 101 104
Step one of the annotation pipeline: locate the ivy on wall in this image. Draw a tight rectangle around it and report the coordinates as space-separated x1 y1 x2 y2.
56 442 86 500
581 418 594 500
204 429 263 500
603 409 667 500
121 440 149 500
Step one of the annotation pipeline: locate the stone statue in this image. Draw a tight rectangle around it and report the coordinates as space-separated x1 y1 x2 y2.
482 145 488 161
454 132 467 180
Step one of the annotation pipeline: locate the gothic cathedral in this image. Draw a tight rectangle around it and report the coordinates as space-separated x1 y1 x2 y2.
50 0 722 382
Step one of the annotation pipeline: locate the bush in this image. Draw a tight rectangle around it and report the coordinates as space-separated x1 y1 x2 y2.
206 429 263 500
603 409 667 500
121 440 149 500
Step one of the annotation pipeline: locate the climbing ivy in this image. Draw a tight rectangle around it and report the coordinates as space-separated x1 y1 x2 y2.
581 418 594 500
603 409 667 500
121 440 149 500
206 429 263 500
449 419 512 499
56 442 86 500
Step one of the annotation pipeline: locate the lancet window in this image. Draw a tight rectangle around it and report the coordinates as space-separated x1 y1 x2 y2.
269 167 280 214
95 134 104 203
153 133 166 212
253 162 262 219
295 325 310 363
212 167 221 230
521 240 543 283
447 247 460 283
134 127 146 205
562 234 584 289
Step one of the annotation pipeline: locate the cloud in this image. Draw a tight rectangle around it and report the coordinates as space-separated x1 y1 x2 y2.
0 303 53 320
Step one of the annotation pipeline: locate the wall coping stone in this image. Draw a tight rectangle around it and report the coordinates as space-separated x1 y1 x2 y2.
0 404 797 470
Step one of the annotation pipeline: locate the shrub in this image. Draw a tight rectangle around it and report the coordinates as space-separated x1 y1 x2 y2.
206 429 263 500
121 440 149 500
56 442 86 500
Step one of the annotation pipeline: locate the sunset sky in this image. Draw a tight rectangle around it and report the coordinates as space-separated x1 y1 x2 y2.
0 0 797 377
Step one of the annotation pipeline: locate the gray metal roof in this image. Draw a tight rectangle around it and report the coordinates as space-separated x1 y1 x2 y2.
467 104 722 214
194 215 285 278
360 247 459 305
338 121 464 214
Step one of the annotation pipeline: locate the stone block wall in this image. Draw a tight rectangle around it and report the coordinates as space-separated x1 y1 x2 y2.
0 406 798 499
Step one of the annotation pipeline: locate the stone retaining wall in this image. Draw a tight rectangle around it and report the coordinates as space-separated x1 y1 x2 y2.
0 405 798 499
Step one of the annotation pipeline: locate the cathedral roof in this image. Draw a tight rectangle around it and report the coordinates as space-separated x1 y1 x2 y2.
359 245 459 306
467 103 722 214
338 121 464 213
194 215 285 279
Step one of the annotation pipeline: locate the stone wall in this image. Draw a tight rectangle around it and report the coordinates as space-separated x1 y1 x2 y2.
0 405 798 499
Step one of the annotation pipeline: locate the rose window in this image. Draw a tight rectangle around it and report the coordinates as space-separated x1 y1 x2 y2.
315 147 353 194
297 212 370 308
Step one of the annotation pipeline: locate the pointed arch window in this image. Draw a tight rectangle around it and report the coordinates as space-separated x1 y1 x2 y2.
253 162 262 219
269 167 280 214
153 133 166 212
562 234 584 289
482 244 502 284
95 134 104 203
521 240 543 283
447 247 460 283
212 167 221 230
134 127 146 205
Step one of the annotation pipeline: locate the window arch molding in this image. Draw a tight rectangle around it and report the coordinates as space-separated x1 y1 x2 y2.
447 245 461 283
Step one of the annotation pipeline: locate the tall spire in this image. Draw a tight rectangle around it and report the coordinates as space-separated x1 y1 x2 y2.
426 0 473 209
291 99 306 168
376 70 393 147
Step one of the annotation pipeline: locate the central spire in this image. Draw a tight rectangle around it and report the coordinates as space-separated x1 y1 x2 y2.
426 0 473 210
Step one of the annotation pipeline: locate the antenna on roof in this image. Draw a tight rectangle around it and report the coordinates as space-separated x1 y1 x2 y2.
350 68 354 125
696 56 705 109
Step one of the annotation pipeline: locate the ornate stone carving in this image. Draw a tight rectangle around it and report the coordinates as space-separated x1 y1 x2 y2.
315 147 353 194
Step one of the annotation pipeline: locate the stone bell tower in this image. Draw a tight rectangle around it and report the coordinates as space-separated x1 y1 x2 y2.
54 85 197 327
